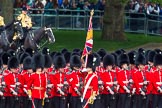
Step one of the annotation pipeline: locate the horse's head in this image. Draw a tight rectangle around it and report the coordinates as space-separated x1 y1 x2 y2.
44 27 55 43
14 20 24 40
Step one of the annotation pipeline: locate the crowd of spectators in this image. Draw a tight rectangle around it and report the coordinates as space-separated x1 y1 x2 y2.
14 0 105 14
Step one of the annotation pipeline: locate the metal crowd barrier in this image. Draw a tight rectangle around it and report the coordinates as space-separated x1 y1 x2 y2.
13 8 162 36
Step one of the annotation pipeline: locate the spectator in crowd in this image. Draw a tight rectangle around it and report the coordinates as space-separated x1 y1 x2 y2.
97 0 105 12
147 2 160 33
44 0 54 14
33 0 44 14
57 0 63 8
60 0 70 14
21 0 28 8
129 0 140 31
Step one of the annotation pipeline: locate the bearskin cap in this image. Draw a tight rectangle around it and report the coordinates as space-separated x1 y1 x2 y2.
103 54 115 68
61 48 68 54
73 48 81 53
138 48 145 55
42 47 50 55
1 52 11 65
97 48 107 62
154 54 162 66
23 56 33 70
7 49 16 57
135 53 146 65
111 53 118 66
8 56 19 70
86 54 99 72
128 51 136 65
20 52 30 64
44 54 52 68
154 49 162 54
32 53 45 70
70 55 81 69
115 49 123 56
54 54 66 69
118 53 130 66
25 48 34 57
93 52 101 67
64 51 71 64
147 50 156 63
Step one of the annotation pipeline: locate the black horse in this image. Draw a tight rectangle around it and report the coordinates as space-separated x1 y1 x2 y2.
0 20 24 51
24 26 55 50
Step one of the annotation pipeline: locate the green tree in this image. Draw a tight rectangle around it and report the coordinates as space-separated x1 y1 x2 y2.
101 0 129 41
0 0 14 24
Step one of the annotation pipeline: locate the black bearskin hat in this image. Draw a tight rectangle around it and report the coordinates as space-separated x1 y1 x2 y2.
61 48 68 54
138 48 145 55
8 56 19 70
73 48 81 53
103 54 115 68
42 47 50 55
20 52 30 64
1 52 11 65
118 53 130 66
7 49 16 57
93 52 101 67
70 55 81 69
147 50 156 63
128 51 136 65
154 54 162 66
54 54 66 69
154 49 162 54
25 48 34 57
32 53 45 70
97 48 107 62
23 56 33 70
64 51 71 64
111 53 118 66
86 54 99 72
135 53 146 66
115 49 124 56
44 55 52 68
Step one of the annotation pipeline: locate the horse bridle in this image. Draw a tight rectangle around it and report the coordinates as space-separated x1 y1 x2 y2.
44 27 54 43
14 21 23 40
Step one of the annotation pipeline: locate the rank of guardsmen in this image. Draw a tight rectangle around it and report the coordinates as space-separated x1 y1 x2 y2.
1 47 162 108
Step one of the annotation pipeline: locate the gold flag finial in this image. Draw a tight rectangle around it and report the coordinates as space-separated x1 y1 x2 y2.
90 9 94 16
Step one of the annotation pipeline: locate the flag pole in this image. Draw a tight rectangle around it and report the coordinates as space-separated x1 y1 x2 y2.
84 9 94 67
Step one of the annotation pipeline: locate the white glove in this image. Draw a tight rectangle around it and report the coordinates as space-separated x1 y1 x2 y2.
0 91 3 96
140 91 145 96
12 91 18 96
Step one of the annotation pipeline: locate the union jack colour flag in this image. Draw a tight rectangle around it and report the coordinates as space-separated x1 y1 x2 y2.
82 10 94 57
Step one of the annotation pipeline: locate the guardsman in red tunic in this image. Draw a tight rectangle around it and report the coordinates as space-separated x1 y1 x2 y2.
81 54 98 108
21 56 33 108
69 55 82 108
152 54 162 108
102 54 118 108
133 53 152 108
5 56 23 108
145 50 156 72
117 53 133 108
63 51 72 108
0 53 11 108
43 54 55 108
27 53 46 108
53 53 68 108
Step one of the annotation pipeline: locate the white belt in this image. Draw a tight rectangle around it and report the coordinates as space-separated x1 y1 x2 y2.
139 83 143 85
123 81 129 84
106 82 113 85
156 82 162 85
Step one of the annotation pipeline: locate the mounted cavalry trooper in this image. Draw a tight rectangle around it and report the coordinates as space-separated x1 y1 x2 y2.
16 6 33 45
